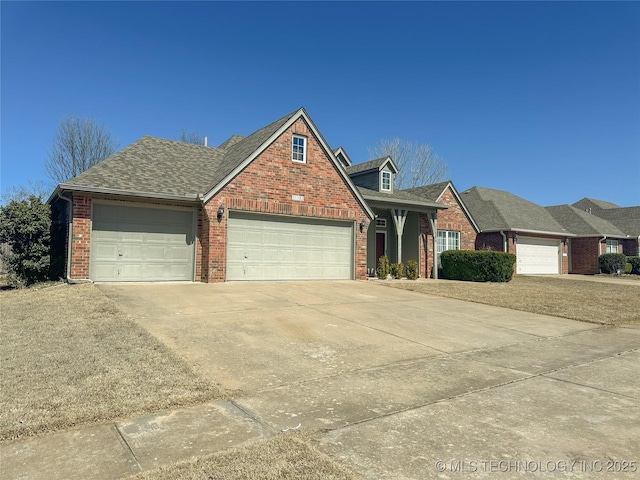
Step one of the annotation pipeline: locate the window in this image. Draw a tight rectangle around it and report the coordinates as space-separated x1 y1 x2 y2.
606 239 619 254
292 135 306 163
376 218 386 228
381 171 391 191
436 231 461 267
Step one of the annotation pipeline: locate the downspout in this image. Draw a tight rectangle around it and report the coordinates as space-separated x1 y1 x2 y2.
428 212 438 279
598 235 606 274
57 191 93 284
500 231 508 252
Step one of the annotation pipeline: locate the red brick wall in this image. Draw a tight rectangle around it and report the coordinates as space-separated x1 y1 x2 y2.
570 237 599 274
69 195 91 279
437 186 477 250
419 213 434 278
201 117 370 282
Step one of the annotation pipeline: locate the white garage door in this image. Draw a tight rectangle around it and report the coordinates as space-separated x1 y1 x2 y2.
227 212 353 280
90 203 196 281
517 237 560 274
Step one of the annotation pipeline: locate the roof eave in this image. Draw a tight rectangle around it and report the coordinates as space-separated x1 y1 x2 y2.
479 228 575 237
56 184 202 204
363 194 448 212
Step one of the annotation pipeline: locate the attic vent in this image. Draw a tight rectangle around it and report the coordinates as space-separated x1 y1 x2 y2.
585 208 591 214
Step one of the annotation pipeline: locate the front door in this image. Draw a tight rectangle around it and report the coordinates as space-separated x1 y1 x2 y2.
376 232 385 264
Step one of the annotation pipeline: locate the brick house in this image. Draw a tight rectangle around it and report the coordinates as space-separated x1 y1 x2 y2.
404 182 478 274
50 108 375 282
459 187 572 275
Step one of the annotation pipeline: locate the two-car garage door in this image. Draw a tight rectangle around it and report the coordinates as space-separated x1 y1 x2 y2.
227 212 354 280
516 236 560 274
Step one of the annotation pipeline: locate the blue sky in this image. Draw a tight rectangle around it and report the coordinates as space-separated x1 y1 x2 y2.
2 1 639 207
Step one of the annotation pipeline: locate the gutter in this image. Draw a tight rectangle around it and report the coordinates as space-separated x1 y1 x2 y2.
56 184 201 204
56 191 93 284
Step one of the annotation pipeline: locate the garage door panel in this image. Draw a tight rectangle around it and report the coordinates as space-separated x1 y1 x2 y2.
227 213 353 281
91 204 195 282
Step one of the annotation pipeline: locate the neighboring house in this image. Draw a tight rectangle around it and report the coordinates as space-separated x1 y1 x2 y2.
546 204 631 274
404 181 479 270
49 108 375 282
459 187 572 274
344 157 447 278
572 198 640 257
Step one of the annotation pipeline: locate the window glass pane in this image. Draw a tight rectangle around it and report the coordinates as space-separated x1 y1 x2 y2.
382 172 391 190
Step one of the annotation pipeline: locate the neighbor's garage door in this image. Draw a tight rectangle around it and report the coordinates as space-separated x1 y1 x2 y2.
516 237 560 274
227 212 353 280
90 203 196 281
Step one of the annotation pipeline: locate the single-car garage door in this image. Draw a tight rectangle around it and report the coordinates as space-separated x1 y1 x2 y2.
227 212 353 280
516 237 560 274
90 203 196 281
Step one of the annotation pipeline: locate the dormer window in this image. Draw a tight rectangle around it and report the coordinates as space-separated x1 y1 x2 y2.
292 135 306 163
381 171 391 191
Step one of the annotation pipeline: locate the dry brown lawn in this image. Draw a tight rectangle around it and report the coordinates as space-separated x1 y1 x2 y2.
127 433 359 480
386 275 640 325
0 283 223 441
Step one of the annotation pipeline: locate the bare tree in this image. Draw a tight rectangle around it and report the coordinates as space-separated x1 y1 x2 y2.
369 138 448 189
1 180 50 205
178 129 205 145
45 116 118 184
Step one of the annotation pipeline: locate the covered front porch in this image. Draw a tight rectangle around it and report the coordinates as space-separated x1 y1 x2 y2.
359 188 447 278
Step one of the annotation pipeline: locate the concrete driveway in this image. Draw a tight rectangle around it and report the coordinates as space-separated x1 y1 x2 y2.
99 281 640 479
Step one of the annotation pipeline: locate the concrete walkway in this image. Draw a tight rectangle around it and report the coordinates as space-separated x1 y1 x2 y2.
2 281 639 479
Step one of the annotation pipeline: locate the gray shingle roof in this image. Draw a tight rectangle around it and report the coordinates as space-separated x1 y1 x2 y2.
403 181 451 202
546 205 628 237
218 134 244 149
593 207 640 237
346 157 389 175
62 109 300 199
65 136 226 198
573 198 620 212
461 186 568 234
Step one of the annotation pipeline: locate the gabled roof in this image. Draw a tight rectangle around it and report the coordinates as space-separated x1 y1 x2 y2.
546 205 628 237
460 186 569 236
405 181 479 232
52 108 374 218
346 156 398 176
332 146 352 167
358 186 446 212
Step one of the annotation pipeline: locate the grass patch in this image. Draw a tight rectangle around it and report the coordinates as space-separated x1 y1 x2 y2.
126 433 359 480
386 275 640 325
0 283 223 441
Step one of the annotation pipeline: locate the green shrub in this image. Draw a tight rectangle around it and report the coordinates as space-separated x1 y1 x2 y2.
599 253 627 274
391 262 404 279
441 250 516 282
0 195 51 286
405 260 419 280
377 255 390 279
628 257 640 275
624 263 633 274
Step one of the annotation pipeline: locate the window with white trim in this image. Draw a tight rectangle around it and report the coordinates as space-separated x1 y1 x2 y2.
606 239 619 254
436 231 461 267
381 171 391 191
292 135 306 163
376 218 387 228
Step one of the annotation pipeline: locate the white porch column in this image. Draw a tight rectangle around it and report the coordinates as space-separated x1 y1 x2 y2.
428 212 438 279
390 209 408 263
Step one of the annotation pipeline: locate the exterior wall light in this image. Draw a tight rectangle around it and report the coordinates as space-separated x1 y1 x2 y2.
217 205 225 220
360 220 366 232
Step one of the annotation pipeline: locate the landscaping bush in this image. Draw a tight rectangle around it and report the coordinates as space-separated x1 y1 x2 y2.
405 260 419 280
628 256 640 275
0 195 51 286
377 255 390 279
441 250 516 282
391 262 404 279
624 263 633 274
599 253 627 274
